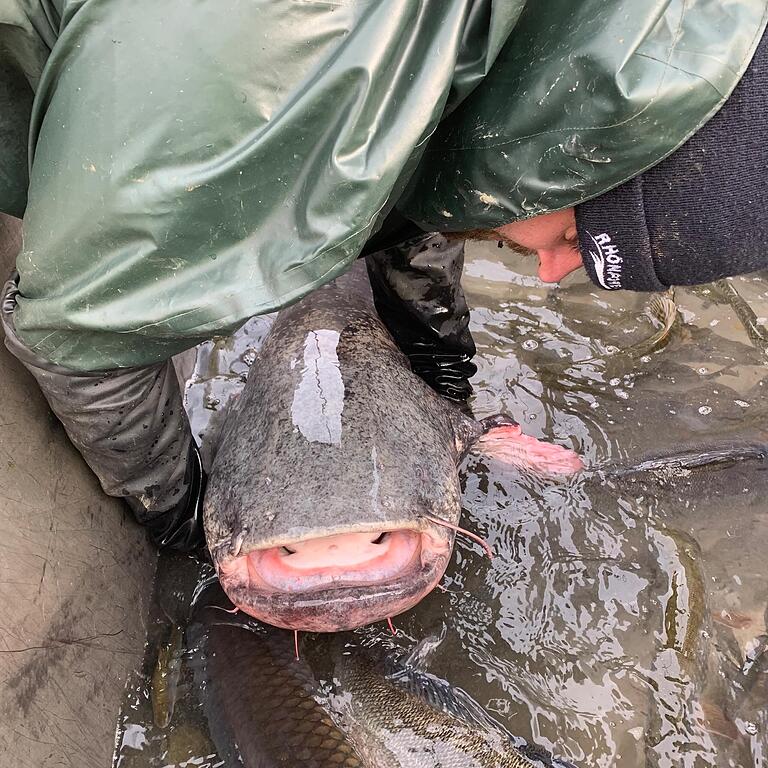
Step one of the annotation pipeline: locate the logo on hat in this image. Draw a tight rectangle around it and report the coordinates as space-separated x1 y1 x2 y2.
586 231 622 290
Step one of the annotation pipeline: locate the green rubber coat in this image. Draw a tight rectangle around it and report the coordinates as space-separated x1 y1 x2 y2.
0 0 766 370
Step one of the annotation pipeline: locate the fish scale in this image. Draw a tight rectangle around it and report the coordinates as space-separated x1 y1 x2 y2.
189 612 364 767
333 650 561 768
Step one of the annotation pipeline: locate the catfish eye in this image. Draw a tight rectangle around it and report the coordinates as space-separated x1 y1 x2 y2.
280 546 296 555
371 532 389 545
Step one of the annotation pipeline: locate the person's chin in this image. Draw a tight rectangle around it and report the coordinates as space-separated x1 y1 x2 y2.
538 267 573 283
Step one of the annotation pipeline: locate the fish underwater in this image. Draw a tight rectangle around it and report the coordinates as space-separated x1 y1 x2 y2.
185 582 578 768
583 292 679 366
203 261 582 632
693 278 768 357
150 620 184 730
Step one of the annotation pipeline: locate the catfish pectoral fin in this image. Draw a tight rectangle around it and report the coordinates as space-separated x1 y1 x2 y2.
471 415 584 476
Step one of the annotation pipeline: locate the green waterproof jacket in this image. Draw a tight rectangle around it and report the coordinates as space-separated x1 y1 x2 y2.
1 0 766 370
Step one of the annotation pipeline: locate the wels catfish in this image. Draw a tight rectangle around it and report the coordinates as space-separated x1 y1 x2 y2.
203 262 581 632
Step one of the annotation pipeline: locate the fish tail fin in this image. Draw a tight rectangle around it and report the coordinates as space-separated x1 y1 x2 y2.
648 293 678 332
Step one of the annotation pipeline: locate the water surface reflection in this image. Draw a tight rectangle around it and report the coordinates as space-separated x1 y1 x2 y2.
115 245 768 768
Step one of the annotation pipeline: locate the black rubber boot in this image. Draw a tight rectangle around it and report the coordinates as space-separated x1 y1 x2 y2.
140 443 208 555
366 234 477 404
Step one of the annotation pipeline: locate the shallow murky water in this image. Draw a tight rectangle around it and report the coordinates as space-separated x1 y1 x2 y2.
114 243 768 767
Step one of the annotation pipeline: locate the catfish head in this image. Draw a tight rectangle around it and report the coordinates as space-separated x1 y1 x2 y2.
203 267 581 632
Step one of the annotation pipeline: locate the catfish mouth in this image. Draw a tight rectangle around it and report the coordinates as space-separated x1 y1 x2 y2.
214 527 452 632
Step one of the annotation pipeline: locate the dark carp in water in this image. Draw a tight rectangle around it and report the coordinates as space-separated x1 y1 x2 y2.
203 262 581 632
328 643 576 768
186 585 577 768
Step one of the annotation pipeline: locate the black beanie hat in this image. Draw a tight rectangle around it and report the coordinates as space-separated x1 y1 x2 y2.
575 25 768 292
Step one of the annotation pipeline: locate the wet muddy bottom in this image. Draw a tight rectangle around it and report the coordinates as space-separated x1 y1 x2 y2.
114 244 768 768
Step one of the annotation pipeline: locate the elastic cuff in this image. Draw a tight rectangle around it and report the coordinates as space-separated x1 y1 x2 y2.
575 177 667 292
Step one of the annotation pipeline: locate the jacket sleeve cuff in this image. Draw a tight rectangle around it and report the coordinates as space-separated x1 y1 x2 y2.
574 177 668 292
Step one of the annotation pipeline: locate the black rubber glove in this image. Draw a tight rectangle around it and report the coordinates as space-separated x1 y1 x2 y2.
366 233 477 404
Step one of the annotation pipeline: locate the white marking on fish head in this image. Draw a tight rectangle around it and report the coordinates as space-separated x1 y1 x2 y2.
290 329 344 445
